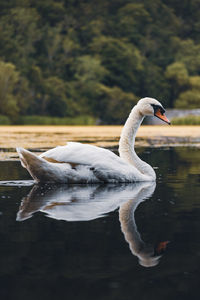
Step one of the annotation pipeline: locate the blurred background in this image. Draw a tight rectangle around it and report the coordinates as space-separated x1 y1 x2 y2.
0 0 200 125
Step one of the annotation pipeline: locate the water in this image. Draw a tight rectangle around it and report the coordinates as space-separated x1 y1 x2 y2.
0 147 200 300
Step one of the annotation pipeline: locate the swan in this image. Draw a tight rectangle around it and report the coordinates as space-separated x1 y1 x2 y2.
16 97 170 183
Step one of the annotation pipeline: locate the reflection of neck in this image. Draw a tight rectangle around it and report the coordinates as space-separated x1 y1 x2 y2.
119 182 160 268
119 105 156 180
119 197 145 256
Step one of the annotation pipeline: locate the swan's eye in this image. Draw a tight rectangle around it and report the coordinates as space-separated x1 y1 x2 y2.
160 107 165 115
151 104 165 115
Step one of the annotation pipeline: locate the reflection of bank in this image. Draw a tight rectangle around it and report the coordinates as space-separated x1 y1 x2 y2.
17 182 168 267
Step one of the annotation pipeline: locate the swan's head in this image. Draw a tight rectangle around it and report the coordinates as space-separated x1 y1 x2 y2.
137 97 170 124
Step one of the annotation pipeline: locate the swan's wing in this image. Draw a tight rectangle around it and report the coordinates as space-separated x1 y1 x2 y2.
40 142 126 168
40 142 146 182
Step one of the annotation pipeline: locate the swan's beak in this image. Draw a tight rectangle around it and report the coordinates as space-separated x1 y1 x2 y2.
155 110 170 124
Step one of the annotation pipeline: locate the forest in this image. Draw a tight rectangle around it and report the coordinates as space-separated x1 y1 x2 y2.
0 0 200 124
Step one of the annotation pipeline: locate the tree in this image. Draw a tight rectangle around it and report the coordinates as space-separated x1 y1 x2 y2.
165 62 189 106
96 85 138 124
117 3 151 45
0 7 41 73
0 61 19 118
173 39 200 74
175 90 200 108
91 36 143 94
0 0 200 122
43 77 76 117
174 76 200 108
140 62 170 107
71 55 109 114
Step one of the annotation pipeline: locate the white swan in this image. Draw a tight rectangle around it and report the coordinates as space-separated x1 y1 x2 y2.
17 97 170 183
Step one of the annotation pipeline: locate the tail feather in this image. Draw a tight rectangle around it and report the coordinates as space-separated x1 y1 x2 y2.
16 147 66 183
17 147 36 168
17 147 44 168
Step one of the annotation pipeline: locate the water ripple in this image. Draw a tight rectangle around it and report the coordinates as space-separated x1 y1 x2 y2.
0 180 34 186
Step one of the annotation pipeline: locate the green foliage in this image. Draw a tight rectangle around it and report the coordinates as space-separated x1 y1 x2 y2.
165 63 189 86
96 85 138 124
165 62 190 107
174 90 200 108
0 115 11 125
0 0 200 123
0 61 19 118
91 36 143 94
42 76 76 117
70 55 109 115
15 115 96 125
174 39 200 74
117 3 151 44
141 62 170 106
189 76 200 89
0 7 41 72
172 116 200 125
74 55 108 83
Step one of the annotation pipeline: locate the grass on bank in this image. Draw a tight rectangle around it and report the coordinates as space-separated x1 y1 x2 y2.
0 115 11 125
0 115 96 125
171 115 200 125
1 114 200 126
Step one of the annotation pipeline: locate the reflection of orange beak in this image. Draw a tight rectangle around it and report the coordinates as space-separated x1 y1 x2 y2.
156 241 170 253
155 110 170 124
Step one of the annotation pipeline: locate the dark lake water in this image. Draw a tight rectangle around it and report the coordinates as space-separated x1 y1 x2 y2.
0 147 200 300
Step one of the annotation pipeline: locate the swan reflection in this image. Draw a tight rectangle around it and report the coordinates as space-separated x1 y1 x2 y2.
119 184 168 267
17 182 168 267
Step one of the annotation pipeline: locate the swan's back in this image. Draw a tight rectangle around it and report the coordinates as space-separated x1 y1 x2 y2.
40 142 125 167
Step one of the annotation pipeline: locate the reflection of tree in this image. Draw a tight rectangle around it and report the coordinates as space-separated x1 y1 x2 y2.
174 148 200 175
163 147 200 211
0 161 31 182
167 148 200 184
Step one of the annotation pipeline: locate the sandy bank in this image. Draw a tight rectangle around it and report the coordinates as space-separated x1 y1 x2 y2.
0 125 199 160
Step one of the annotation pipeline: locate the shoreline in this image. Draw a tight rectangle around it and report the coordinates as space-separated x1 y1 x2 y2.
0 125 199 160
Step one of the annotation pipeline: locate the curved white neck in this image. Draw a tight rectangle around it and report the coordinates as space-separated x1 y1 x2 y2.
118 105 156 180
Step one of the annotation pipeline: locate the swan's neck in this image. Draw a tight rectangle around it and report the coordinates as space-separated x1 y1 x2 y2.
118 105 156 180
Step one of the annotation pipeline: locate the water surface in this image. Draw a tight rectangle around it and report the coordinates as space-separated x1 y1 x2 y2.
0 147 200 300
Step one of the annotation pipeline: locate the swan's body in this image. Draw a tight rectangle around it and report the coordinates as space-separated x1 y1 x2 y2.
17 97 170 183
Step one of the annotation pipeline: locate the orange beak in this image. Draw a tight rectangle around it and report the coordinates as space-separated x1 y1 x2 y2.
155 110 170 124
